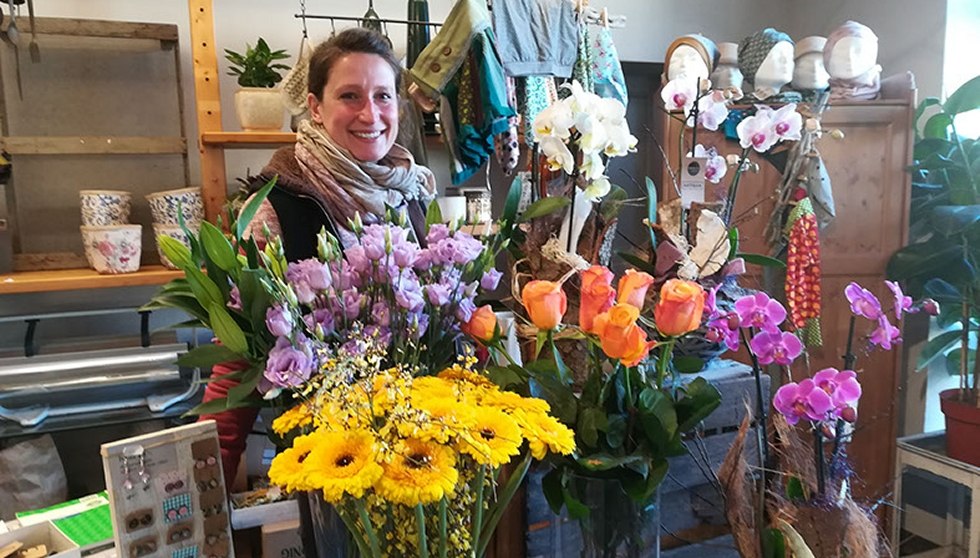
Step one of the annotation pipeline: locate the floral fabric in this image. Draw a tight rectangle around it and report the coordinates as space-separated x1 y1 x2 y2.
591 27 628 108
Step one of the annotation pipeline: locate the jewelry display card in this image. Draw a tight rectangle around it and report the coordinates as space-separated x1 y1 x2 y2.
100 421 233 558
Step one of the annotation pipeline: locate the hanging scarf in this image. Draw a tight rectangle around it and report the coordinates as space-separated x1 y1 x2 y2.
294 119 436 227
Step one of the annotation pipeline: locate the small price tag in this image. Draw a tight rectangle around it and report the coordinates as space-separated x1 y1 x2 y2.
680 156 707 209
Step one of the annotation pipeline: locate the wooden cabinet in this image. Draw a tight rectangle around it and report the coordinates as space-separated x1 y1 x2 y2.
654 86 915 504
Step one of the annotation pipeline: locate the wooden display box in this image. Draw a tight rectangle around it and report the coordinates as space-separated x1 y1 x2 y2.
0 521 82 558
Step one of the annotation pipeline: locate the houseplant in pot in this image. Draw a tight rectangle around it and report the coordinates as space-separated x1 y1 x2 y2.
225 37 290 131
887 74 980 466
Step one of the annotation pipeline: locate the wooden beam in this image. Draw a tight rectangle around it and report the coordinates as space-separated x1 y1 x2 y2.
0 136 187 155
12 17 178 42
188 0 227 224
200 131 296 147
0 265 183 294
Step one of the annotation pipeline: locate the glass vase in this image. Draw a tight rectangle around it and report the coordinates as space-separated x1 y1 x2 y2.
572 476 661 558
297 491 357 558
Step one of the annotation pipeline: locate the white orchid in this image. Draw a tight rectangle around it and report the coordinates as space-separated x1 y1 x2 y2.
736 111 778 152
693 144 728 184
539 135 575 174
661 78 697 114
695 94 730 131
597 97 627 125
604 124 638 157
584 176 612 201
533 102 574 140
771 103 803 142
580 151 606 181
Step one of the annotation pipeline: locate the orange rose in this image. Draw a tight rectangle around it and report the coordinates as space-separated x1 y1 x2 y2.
579 265 615 333
462 305 497 344
593 304 656 366
654 279 706 337
617 269 655 310
521 280 567 330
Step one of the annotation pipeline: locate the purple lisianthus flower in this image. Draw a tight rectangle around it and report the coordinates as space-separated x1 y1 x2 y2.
261 335 314 392
884 280 913 320
395 286 425 312
426 224 451 244
227 286 242 311
869 314 901 350
409 312 430 340
363 324 393 347
456 297 477 323
749 330 803 365
773 378 834 425
481 268 503 291
393 243 419 268
844 282 882 320
363 236 386 262
344 245 370 275
303 308 335 336
372 301 391 327
340 288 364 320
734 292 787 333
286 259 332 304
426 283 451 306
812 368 862 411
265 305 294 337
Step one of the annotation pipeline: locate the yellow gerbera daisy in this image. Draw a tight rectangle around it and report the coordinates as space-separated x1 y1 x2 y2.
268 431 320 492
271 401 315 436
458 406 523 467
411 376 459 401
376 438 458 506
481 390 551 415
437 365 498 390
413 397 476 442
520 411 577 460
301 429 383 503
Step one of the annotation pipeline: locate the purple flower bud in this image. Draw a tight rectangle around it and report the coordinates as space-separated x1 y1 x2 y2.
727 313 741 330
840 406 857 423
227 286 242 311
265 305 294 337
705 328 722 343
286 259 332 304
922 298 940 316
481 268 503 291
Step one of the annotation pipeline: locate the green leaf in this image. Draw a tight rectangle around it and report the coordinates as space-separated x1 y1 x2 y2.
599 185 628 222
199 221 239 273
562 488 589 520
944 74 980 116
226 365 263 405
605 415 627 449
923 278 963 302
575 453 644 472
158 235 194 270
762 528 787 558
622 459 668 502
502 175 523 227
176 344 242 368
237 177 277 240
487 366 525 389
637 388 678 449
675 377 722 433
923 112 953 140
727 227 740 260
945 348 976 377
518 197 570 222
645 176 658 248
917 329 964 370
786 476 806 501
737 252 786 268
914 97 942 136
208 302 248 355
541 468 566 515
185 396 231 417
673 355 705 374
617 252 658 276
526 360 577 424
425 199 444 229
185 267 225 311
931 205 980 236
577 407 607 448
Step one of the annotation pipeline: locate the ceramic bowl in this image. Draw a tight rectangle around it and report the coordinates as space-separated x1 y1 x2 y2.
146 187 204 225
153 223 198 270
80 225 142 274
79 190 132 226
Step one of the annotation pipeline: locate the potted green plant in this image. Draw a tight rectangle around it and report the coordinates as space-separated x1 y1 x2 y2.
225 38 291 131
887 74 980 465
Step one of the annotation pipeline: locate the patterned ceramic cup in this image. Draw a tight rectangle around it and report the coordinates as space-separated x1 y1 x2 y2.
80 225 142 274
153 222 198 270
146 187 204 225
79 190 132 226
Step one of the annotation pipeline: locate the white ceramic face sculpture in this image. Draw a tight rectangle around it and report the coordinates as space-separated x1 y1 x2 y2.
754 40 794 91
667 44 710 82
711 42 743 89
827 36 878 80
792 52 830 90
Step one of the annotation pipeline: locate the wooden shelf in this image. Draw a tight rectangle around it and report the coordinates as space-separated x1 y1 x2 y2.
12 16 178 43
200 132 295 147
458 223 499 237
0 265 183 295
0 136 187 155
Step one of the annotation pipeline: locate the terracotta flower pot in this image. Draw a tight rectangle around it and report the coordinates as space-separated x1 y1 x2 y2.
940 388 980 467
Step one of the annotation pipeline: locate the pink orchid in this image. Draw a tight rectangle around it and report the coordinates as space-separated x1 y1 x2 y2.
844 282 883 320
812 368 862 411
885 280 913 320
661 78 697 115
749 330 803 365
735 292 787 333
693 144 728 184
736 112 778 152
869 314 901 350
773 379 834 425
696 95 730 131
770 104 802 142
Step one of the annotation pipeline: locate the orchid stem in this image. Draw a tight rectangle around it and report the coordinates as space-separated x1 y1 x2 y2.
740 328 770 470
723 147 752 226
830 418 845 477
842 315 857 370
814 427 826 497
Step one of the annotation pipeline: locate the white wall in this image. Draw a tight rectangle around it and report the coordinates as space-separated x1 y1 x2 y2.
782 0 948 99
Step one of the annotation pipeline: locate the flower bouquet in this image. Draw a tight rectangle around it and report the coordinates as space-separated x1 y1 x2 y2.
466 262 722 556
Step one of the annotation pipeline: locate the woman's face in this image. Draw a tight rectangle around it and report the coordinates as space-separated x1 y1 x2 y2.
309 52 399 163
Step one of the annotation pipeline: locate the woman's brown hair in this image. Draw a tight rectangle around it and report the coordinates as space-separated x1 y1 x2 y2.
308 28 401 100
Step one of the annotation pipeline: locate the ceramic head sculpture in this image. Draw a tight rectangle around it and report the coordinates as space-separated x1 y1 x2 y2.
710 41 743 89
792 35 829 91
663 34 719 85
825 20 881 100
738 28 795 96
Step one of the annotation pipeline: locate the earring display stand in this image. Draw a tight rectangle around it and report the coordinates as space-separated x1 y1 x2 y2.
100 421 233 558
